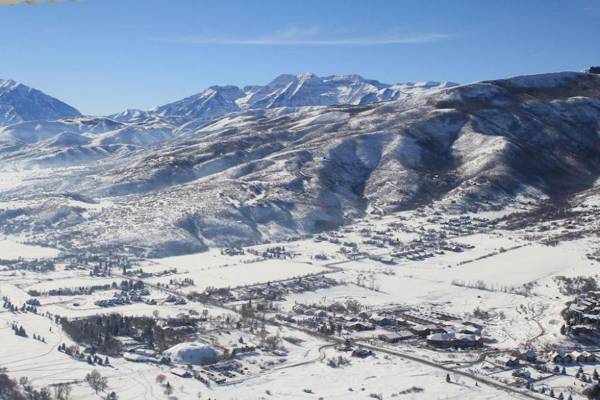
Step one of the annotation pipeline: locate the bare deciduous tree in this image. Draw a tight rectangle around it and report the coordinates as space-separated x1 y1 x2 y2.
85 370 108 394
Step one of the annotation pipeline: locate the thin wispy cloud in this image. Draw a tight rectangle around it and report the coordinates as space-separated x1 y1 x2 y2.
0 0 64 4
162 27 453 46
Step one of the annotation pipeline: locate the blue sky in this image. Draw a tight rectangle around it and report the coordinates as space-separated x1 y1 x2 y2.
1 0 598 115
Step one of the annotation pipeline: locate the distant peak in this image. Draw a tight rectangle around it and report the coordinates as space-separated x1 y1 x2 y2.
326 74 366 81
0 79 20 90
268 74 298 86
204 85 245 101
298 72 318 80
208 84 242 91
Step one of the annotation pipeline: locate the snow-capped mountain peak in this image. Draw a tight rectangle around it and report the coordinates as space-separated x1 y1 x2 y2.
151 73 456 121
0 79 19 90
109 109 151 123
0 78 81 127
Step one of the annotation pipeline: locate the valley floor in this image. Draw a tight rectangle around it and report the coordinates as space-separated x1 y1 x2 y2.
1 202 600 400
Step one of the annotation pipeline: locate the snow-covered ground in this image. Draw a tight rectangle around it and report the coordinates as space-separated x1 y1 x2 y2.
0 236 59 259
1 203 600 399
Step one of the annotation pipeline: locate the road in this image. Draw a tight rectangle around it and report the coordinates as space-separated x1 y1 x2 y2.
70 256 544 399
356 340 547 400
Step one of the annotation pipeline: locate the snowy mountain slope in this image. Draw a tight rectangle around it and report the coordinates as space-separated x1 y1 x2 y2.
108 108 151 123
0 79 81 126
154 73 454 122
0 74 452 169
0 116 181 168
155 85 245 121
101 77 600 212
0 71 599 256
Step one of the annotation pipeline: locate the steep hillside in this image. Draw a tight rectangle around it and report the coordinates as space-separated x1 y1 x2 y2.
0 71 599 256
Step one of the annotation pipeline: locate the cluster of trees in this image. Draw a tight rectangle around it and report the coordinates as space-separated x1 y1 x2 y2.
57 343 110 366
145 268 177 277
585 384 600 399
32 333 47 343
3 298 19 313
61 315 129 355
221 247 245 256
84 370 108 394
190 286 234 303
11 323 28 338
317 317 346 336
538 388 572 400
28 280 145 298
0 369 24 400
116 280 145 292
247 246 292 259
83 369 119 399
86 254 132 277
575 367 600 383
155 374 175 397
164 277 195 288
3 297 38 314
2 259 55 273
0 369 72 400
2 297 46 319
61 313 196 354
555 275 598 295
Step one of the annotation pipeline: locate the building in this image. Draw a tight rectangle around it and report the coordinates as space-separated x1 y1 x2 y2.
378 331 413 343
513 349 537 362
170 368 192 378
346 321 375 331
410 324 444 337
426 331 482 348
452 324 481 335
547 351 563 364
494 355 520 368
581 351 597 363
123 352 159 363
369 315 397 327
547 351 574 364
571 325 597 336
569 350 596 363
230 342 257 356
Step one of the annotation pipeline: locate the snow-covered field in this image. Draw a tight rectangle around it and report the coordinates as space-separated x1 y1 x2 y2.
1 203 600 399
144 254 327 293
0 236 59 259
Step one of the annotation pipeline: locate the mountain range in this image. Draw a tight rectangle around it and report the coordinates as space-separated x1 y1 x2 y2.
0 71 599 256
153 73 455 122
0 74 454 169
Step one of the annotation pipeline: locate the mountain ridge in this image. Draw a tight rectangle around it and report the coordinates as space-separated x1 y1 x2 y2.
0 79 81 127
0 70 599 256
152 73 456 122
